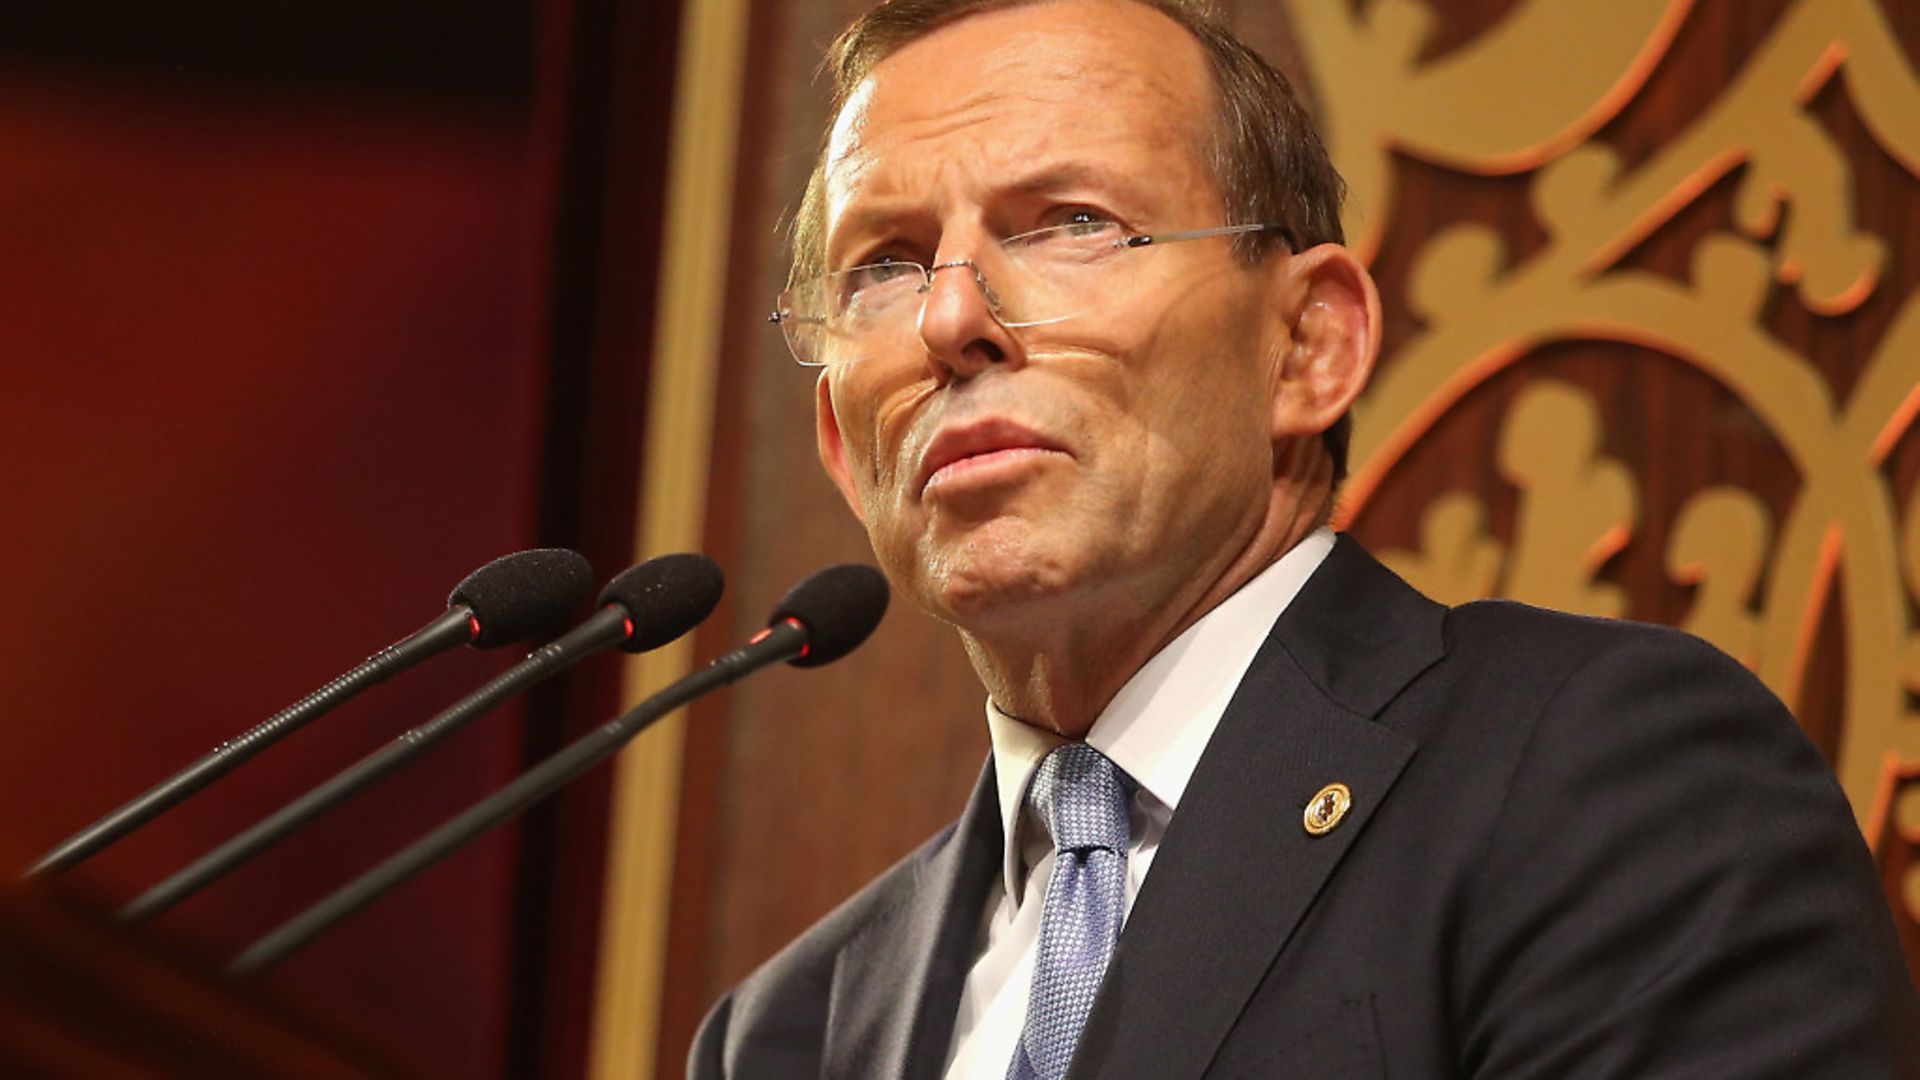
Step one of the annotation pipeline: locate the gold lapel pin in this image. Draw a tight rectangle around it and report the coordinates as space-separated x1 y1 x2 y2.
1303 782 1353 836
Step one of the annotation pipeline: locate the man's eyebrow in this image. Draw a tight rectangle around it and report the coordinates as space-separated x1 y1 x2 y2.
999 161 1129 198
832 204 907 248
825 161 1141 265
824 203 918 270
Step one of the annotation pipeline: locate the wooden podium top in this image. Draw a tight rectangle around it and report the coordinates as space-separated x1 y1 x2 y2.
0 882 426 1078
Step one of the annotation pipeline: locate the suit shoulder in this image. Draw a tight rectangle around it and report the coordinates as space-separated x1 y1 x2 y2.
1432 607 1917 1073
1405 598 1800 773
1441 598 1747 684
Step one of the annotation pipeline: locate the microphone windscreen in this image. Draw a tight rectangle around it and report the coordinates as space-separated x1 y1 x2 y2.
597 553 726 653
770 564 889 668
450 549 595 647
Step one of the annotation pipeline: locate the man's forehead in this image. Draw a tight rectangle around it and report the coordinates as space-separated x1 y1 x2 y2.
825 79 1098 205
823 0 1213 227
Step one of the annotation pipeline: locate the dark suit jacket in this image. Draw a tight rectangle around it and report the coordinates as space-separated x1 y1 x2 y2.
691 536 1920 1078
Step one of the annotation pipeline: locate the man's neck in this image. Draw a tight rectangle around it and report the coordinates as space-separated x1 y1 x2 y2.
962 474 1334 738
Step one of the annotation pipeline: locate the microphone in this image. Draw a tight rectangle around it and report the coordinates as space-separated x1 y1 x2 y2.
24 549 594 879
229 564 888 975
119 553 724 922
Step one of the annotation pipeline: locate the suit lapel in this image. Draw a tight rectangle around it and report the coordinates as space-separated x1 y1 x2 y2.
1070 536 1445 1079
823 759 1003 1080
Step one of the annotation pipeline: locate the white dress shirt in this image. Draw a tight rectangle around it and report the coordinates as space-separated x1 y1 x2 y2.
941 529 1336 1078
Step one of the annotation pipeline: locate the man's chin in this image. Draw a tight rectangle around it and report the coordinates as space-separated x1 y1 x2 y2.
914 546 1082 630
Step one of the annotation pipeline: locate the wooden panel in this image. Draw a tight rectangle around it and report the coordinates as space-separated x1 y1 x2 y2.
0 3 684 1074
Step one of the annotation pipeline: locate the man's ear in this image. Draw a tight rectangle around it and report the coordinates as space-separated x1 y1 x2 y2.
815 372 867 523
1268 243 1380 443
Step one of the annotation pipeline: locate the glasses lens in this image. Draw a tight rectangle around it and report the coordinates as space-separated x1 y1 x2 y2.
776 223 1141 365
782 262 931 367
993 221 1125 326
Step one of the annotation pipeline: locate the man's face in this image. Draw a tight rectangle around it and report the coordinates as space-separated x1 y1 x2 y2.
815 0 1288 634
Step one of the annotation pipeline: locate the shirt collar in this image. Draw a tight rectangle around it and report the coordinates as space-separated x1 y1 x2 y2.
985 527 1337 899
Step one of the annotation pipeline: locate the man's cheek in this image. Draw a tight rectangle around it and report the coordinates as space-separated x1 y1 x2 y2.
849 409 888 491
852 436 890 510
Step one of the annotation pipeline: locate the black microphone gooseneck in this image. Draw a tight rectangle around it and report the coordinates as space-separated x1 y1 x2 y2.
24 549 595 880
120 553 725 923
229 563 888 976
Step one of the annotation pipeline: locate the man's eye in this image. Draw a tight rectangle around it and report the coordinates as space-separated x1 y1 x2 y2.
1058 210 1118 236
848 259 918 289
835 258 922 308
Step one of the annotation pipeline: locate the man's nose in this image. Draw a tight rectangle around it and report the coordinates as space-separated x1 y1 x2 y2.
916 257 1024 380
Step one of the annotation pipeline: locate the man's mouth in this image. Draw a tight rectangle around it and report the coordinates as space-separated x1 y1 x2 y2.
915 419 1069 496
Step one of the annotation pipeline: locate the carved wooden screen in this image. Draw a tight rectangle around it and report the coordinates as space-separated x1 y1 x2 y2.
1268 0 1920 965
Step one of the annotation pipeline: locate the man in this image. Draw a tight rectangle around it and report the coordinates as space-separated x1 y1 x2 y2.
693 0 1920 1075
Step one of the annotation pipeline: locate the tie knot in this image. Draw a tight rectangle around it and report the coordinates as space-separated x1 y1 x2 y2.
1027 743 1133 855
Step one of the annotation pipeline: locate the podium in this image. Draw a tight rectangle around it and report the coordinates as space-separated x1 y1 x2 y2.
0 883 422 1076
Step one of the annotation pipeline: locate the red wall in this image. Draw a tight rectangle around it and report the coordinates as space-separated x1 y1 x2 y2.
0 70 548 1074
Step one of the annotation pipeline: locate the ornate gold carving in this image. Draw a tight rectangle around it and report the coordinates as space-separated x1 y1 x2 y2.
1286 0 1920 920
1872 760 1920 929
1668 488 1773 668
1899 782 1920 919
1378 492 1503 608
1287 0 1694 260
1499 381 1638 618
1379 379 1638 617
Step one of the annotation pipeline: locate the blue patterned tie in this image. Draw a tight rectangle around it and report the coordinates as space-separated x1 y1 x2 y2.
1007 743 1135 1080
